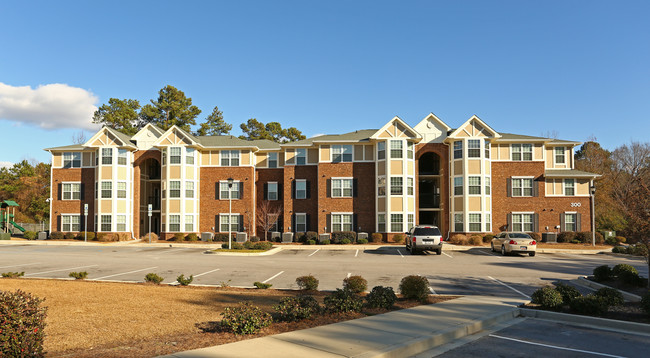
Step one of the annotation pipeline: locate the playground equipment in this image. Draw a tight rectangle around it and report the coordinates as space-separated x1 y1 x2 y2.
1 200 25 234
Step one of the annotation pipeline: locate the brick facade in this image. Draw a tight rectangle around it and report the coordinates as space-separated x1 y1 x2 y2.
51 168 95 232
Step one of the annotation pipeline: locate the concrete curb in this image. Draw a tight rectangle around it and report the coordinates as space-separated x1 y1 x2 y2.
575 276 642 302
519 308 650 336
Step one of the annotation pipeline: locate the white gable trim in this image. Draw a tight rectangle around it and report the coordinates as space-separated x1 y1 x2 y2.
371 116 422 140
447 115 501 139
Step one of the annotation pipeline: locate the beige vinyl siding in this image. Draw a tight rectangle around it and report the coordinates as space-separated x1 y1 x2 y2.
308 148 318 164
468 197 481 211
468 160 481 175
390 161 403 175
320 145 330 161
391 197 403 211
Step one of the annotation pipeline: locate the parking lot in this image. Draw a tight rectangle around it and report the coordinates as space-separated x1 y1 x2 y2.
0 243 647 299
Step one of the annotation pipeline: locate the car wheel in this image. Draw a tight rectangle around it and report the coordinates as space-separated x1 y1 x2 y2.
501 245 507 256
409 245 416 255
529 252 536 257
436 248 442 255
491 243 495 252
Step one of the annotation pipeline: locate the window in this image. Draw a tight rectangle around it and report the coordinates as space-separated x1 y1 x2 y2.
170 147 181 164
390 177 403 195
555 147 565 164
62 215 80 232
378 214 386 232
468 176 481 195
295 213 307 232
117 182 127 198
564 179 575 196
296 149 306 165
101 181 112 198
565 213 576 232
512 178 533 197
185 181 194 198
485 177 491 195
267 182 278 200
485 140 490 159
62 183 81 200
454 141 463 159
220 214 239 232
332 145 353 162
377 177 386 196
116 215 126 231
185 215 193 232
268 152 278 168
407 142 414 159
512 144 533 161
186 148 195 165
331 178 352 198
220 181 240 199
332 213 353 232
512 213 533 232
390 214 402 233
118 149 127 165
101 148 113 165
390 140 402 159
469 213 481 232
95 182 98 199
486 213 491 232
407 177 414 195
162 148 166 165
63 152 81 168
408 214 415 231
468 140 480 158
377 142 385 160
454 177 463 195
169 181 181 198
169 215 180 232
454 213 463 232
101 215 111 232
295 179 307 199
221 150 240 166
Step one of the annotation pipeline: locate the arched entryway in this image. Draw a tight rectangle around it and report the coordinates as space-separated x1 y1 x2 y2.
418 152 441 227
139 157 161 236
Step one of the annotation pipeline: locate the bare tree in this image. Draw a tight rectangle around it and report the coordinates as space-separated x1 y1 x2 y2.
72 131 87 144
256 200 282 241
540 130 559 139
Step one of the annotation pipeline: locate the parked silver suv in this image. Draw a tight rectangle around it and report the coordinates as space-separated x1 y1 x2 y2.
405 225 443 255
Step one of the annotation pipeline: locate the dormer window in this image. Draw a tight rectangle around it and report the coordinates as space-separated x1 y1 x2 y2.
555 147 565 164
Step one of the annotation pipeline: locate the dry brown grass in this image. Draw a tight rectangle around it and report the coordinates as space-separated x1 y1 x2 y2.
0 278 456 357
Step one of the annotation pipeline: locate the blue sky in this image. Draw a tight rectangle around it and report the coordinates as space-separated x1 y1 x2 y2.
1 0 649 166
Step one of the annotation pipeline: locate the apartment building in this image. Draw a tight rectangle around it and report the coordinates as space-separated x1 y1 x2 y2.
45 114 598 240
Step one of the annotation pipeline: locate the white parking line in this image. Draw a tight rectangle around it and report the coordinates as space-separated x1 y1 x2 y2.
262 271 284 283
487 276 531 299
489 334 626 357
442 251 453 258
94 267 158 280
308 249 320 257
0 262 41 269
355 249 359 257
155 248 187 255
193 268 221 278
25 265 98 276
429 286 437 295
480 250 502 259
397 249 404 258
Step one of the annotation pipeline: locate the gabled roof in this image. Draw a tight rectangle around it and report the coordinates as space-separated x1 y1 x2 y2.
447 115 501 139
497 133 581 145
194 135 277 149
286 129 378 147
414 112 451 132
544 169 601 178
82 126 137 149
132 123 165 138
44 144 88 152
370 116 422 140
153 125 200 147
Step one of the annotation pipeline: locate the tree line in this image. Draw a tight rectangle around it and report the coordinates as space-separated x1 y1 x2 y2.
0 160 50 223
92 85 306 143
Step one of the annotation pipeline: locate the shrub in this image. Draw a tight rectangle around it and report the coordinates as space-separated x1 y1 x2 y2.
595 232 604 244
306 239 316 245
570 239 581 244
399 275 430 302
332 231 357 243
343 275 368 294
97 233 117 242
220 302 272 335
605 237 617 246
144 273 164 284
365 286 397 309
253 241 273 250
250 236 260 242
213 233 229 242
176 274 193 286
612 264 642 286
0 289 47 357
392 234 404 243
296 275 319 291
569 295 608 316
243 241 254 249
483 234 495 243
557 232 576 243
319 239 330 245
612 246 626 254
324 288 364 313
615 236 626 244
140 232 158 241
50 231 64 240
79 231 96 241
23 231 37 240
468 235 482 246
576 232 591 244
593 265 612 282
222 242 244 249
449 234 468 245
531 286 563 309
294 232 306 243
594 287 624 306
64 232 75 240
254 281 272 289
306 232 318 242
68 271 88 280
186 233 199 241
357 238 368 244
641 292 650 315
631 243 648 257
1 271 25 278
554 283 581 304
371 233 383 243
172 233 185 241
274 295 320 321
529 232 541 242
340 238 351 245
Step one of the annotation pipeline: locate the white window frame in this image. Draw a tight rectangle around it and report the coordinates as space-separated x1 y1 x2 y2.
454 141 463 159
219 213 240 232
169 214 181 232
117 181 127 199
61 214 81 232
100 214 111 232
564 212 577 232
169 180 181 198
554 146 566 165
390 177 403 195
468 213 481 232
485 176 491 196
220 181 240 200
454 213 463 232
468 139 480 158
468 176 481 195
564 178 575 196
63 152 81 168
511 143 533 161
485 140 490 159
407 142 414 159
116 215 127 232
377 213 386 232
512 212 534 232
390 213 403 233
331 178 352 198
454 177 463 195
295 148 306 165
485 213 491 232
185 215 194 232
62 182 81 200
407 213 415 231
170 147 182 165
377 142 386 160
407 177 414 196
101 148 113 165
186 148 195 165
268 152 278 168
117 149 128 166
390 140 402 159
332 145 353 162
185 181 194 198
220 150 240 166
268 182 278 201
377 176 386 196
295 179 307 199
295 213 307 232
512 177 533 197
332 213 353 232
101 181 112 199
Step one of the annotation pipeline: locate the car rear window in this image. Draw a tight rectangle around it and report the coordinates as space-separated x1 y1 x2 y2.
413 227 441 236
510 233 531 239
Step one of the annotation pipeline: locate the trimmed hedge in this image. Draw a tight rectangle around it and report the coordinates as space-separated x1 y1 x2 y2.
594 287 624 306
371 233 383 243
50 231 64 240
554 283 581 304
569 295 608 316
399 275 430 302
531 286 563 309
324 288 364 313
593 265 612 282
365 286 397 309
343 275 368 294
296 275 319 291
0 289 47 357
274 295 320 321
221 302 272 335
332 231 356 244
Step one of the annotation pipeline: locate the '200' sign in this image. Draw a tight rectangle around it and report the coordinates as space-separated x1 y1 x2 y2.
570 202 581 207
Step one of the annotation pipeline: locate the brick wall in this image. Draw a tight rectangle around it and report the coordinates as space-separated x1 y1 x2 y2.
255 168 284 238
415 143 450 236
51 168 95 232
282 165 319 232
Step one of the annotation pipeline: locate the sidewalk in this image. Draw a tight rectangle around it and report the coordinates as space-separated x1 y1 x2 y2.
161 295 526 358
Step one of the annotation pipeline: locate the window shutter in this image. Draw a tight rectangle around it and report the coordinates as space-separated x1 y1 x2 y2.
80 183 85 200
353 214 358 232
278 185 283 200
215 215 220 232
215 182 220 200
57 183 62 200
326 214 332 233
326 179 331 197
291 180 295 199
533 213 539 233
239 182 244 199
353 179 358 197
263 183 268 200
57 215 62 231
306 181 311 199
560 213 565 232
507 213 512 231
239 215 244 232
306 214 311 232
278 215 283 232
576 213 582 232
506 178 512 197
533 180 539 197
291 214 296 233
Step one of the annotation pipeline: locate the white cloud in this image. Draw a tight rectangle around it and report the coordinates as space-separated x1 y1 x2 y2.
0 161 13 169
0 82 100 131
